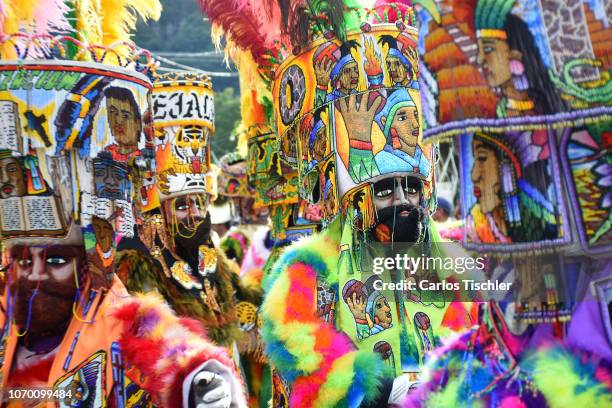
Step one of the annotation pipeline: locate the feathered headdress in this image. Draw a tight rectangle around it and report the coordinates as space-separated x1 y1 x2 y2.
96 0 161 46
474 0 516 38
0 0 160 64
199 0 278 65
68 0 162 46
72 0 161 62
0 0 72 58
201 0 368 58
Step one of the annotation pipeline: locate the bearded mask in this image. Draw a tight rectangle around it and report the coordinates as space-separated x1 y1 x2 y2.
136 72 219 287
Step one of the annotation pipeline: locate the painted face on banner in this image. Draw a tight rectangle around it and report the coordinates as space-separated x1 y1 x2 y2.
460 131 567 250
0 155 26 198
105 88 142 154
0 61 154 283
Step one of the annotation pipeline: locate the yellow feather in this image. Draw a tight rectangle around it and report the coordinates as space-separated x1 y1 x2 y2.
70 0 160 63
1 0 36 58
74 0 104 45
99 0 161 46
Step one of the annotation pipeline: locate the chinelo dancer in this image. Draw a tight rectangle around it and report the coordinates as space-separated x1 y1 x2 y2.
201 1 481 406
117 71 262 363
0 2 245 406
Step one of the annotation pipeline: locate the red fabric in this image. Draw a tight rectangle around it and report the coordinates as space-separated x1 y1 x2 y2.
179 317 208 337
8 353 55 388
113 297 243 407
349 140 373 150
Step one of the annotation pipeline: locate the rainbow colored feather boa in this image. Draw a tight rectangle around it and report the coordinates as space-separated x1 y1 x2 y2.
261 222 392 408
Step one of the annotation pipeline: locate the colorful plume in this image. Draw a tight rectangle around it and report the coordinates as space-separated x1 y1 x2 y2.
97 0 161 46
0 0 72 58
364 35 382 77
199 0 275 65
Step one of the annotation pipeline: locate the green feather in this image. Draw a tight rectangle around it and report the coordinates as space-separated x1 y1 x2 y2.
533 347 612 407
474 0 515 30
496 0 516 30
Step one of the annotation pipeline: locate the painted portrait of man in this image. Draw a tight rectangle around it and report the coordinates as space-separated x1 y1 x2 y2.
93 152 130 200
0 154 25 198
105 87 142 156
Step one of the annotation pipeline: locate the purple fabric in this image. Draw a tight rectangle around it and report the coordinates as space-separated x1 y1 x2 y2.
567 261 612 362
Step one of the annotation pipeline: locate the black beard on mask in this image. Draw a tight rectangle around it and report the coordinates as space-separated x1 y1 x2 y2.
371 204 426 243
173 213 212 267
11 278 75 336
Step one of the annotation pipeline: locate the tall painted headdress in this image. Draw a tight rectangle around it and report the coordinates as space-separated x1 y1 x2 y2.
238 61 319 245
199 0 439 238
272 4 436 237
140 71 216 211
136 71 220 288
0 36 157 287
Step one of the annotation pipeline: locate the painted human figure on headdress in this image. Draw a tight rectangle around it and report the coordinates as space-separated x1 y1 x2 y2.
342 89 429 184
313 40 360 104
466 132 559 244
374 89 425 172
93 151 130 201
366 290 393 335
342 279 372 339
308 106 328 169
379 32 419 90
473 0 565 118
342 276 393 339
322 159 337 219
105 87 143 157
0 153 25 198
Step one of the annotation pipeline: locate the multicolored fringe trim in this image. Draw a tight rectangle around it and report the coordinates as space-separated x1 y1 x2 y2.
113 293 247 407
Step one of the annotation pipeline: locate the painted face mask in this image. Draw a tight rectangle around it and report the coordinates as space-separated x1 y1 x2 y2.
0 59 154 286
274 23 436 237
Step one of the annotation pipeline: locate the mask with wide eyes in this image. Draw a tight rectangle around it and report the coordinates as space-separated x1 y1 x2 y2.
373 177 420 199
16 256 69 266
47 256 68 265
175 199 203 212
175 126 206 148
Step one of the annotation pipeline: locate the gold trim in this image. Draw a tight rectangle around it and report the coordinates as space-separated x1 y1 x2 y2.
476 29 508 40
506 98 535 111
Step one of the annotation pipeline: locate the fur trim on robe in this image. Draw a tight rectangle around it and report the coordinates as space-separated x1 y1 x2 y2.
113 292 248 407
